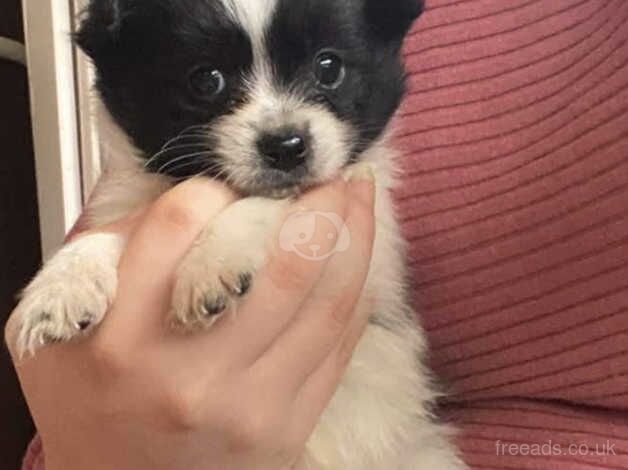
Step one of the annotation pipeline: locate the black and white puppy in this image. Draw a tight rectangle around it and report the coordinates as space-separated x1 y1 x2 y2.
12 0 466 468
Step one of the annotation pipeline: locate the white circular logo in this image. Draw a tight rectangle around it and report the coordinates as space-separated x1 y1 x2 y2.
279 211 351 261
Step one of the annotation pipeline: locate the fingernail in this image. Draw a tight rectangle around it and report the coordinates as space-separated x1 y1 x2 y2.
344 164 375 183
347 164 376 207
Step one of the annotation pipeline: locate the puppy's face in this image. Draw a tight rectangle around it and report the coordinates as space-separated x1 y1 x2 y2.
77 0 423 196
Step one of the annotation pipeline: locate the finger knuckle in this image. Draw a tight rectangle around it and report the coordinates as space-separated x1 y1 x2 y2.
88 337 134 378
160 383 206 431
230 408 277 450
325 301 353 335
151 197 200 233
267 253 313 292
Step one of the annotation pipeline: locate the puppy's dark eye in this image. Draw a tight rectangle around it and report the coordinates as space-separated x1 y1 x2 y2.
314 51 345 90
189 67 226 97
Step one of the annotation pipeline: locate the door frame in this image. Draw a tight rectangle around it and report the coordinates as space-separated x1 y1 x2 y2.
21 0 100 259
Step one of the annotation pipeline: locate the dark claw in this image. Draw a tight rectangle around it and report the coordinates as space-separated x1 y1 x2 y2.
37 312 52 323
221 272 253 297
203 296 227 317
237 273 253 297
76 320 92 331
41 333 63 345
75 313 94 331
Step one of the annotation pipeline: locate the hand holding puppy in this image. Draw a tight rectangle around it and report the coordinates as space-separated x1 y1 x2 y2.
6 175 375 470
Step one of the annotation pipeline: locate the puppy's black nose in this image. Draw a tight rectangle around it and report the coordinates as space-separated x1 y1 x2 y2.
257 132 308 172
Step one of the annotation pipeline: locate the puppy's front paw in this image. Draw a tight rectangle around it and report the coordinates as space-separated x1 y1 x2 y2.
170 197 286 331
172 244 257 329
11 234 123 357
15 279 110 357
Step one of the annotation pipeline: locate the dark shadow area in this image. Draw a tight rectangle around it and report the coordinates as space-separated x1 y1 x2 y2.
0 0 40 465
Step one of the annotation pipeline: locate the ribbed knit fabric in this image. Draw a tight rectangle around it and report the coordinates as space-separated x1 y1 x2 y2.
23 1 628 469
398 0 628 468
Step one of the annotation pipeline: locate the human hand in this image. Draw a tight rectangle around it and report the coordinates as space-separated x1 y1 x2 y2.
6 173 375 470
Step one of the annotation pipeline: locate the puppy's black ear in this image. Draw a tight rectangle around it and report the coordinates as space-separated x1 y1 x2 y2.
74 0 127 59
364 0 424 46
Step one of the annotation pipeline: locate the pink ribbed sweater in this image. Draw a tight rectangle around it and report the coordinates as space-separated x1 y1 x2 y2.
397 0 628 468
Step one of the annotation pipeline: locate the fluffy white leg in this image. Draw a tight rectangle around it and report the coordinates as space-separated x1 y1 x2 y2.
398 426 468 470
11 233 125 357
171 197 288 328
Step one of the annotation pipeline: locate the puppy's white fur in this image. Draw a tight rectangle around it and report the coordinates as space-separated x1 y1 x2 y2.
11 102 466 468
14 233 123 355
10 4 466 463
221 0 277 58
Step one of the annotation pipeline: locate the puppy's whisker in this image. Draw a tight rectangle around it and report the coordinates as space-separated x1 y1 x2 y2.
157 135 207 152
157 125 210 151
165 134 210 145
163 164 217 181
169 124 209 138
157 156 211 176
178 130 210 137
180 124 210 132
170 160 227 182
145 144 209 170
209 164 231 182
156 143 208 157
156 151 213 174
166 160 213 177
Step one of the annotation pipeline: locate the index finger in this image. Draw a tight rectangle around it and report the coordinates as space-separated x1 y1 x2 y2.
255 172 376 391
98 178 237 344
211 179 350 363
